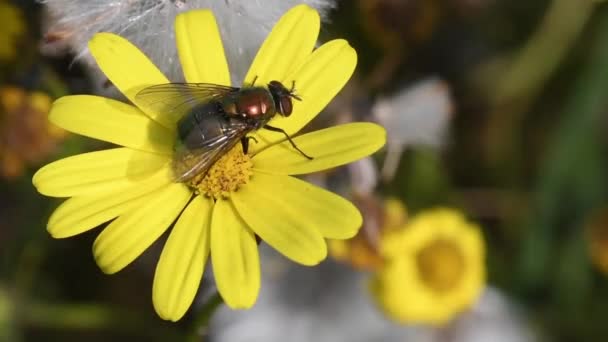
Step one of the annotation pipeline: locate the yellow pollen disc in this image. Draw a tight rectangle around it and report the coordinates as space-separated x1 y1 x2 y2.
188 145 253 199
415 239 465 293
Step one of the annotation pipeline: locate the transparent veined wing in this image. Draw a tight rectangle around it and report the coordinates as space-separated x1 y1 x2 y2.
173 118 251 182
135 83 240 125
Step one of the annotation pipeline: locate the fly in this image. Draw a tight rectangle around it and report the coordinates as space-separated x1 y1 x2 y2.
135 79 312 182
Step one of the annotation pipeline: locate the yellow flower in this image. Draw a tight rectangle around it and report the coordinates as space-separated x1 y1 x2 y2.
0 1 24 61
0 86 65 179
370 208 485 325
32 5 386 321
585 207 608 274
330 196 408 270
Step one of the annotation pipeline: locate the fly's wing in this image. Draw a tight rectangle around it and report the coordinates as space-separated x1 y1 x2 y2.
173 119 251 182
135 83 240 124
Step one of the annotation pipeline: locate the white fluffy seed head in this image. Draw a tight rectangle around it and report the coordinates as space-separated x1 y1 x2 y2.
41 0 336 86
372 77 453 181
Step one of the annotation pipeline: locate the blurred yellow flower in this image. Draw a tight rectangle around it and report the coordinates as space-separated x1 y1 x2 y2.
0 87 65 179
585 207 608 274
33 5 385 321
330 196 408 270
370 208 485 325
0 1 24 61
330 235 384 271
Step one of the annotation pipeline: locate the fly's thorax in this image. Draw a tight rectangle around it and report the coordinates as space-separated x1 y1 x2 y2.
221 87 276 121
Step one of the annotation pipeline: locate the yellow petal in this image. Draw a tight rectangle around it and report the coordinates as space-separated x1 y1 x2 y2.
243 4 319 86
33 148 169 198
253 123 386 175
176 10 230 85
50 96 174 154
231 175 327 265
251 39 357 149
255 172 361 239
210 199 260 309
88 33 173 128
153 196 213 321
93 183 191 274
47 167 173 239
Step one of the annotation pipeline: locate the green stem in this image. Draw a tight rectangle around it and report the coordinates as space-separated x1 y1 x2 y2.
484 0 598 169
21 301 182 339
188 291 224 342
23 302 133 330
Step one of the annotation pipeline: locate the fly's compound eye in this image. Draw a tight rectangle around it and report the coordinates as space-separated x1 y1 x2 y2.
279 95 293 116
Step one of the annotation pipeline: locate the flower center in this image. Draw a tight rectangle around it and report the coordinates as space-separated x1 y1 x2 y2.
188 145 253 199
415 238 465 293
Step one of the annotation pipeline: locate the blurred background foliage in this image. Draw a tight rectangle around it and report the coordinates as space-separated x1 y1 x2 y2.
2 0 608 341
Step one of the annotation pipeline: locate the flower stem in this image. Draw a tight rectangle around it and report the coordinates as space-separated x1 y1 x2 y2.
188 291 224 342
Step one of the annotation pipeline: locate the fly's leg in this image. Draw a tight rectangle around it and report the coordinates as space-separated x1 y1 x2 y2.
240 137 248 154
263 124 313 160
288 80 302 101
240 136 259 154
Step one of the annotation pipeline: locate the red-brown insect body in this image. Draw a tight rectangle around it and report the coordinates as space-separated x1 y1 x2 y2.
220 81 301 129
221 87 276 129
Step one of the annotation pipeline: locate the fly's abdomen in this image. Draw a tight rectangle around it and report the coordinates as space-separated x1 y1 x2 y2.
176 102 231 150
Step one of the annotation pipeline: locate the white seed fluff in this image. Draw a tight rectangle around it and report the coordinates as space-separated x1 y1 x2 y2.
372 77 453 181
41 0 335 86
